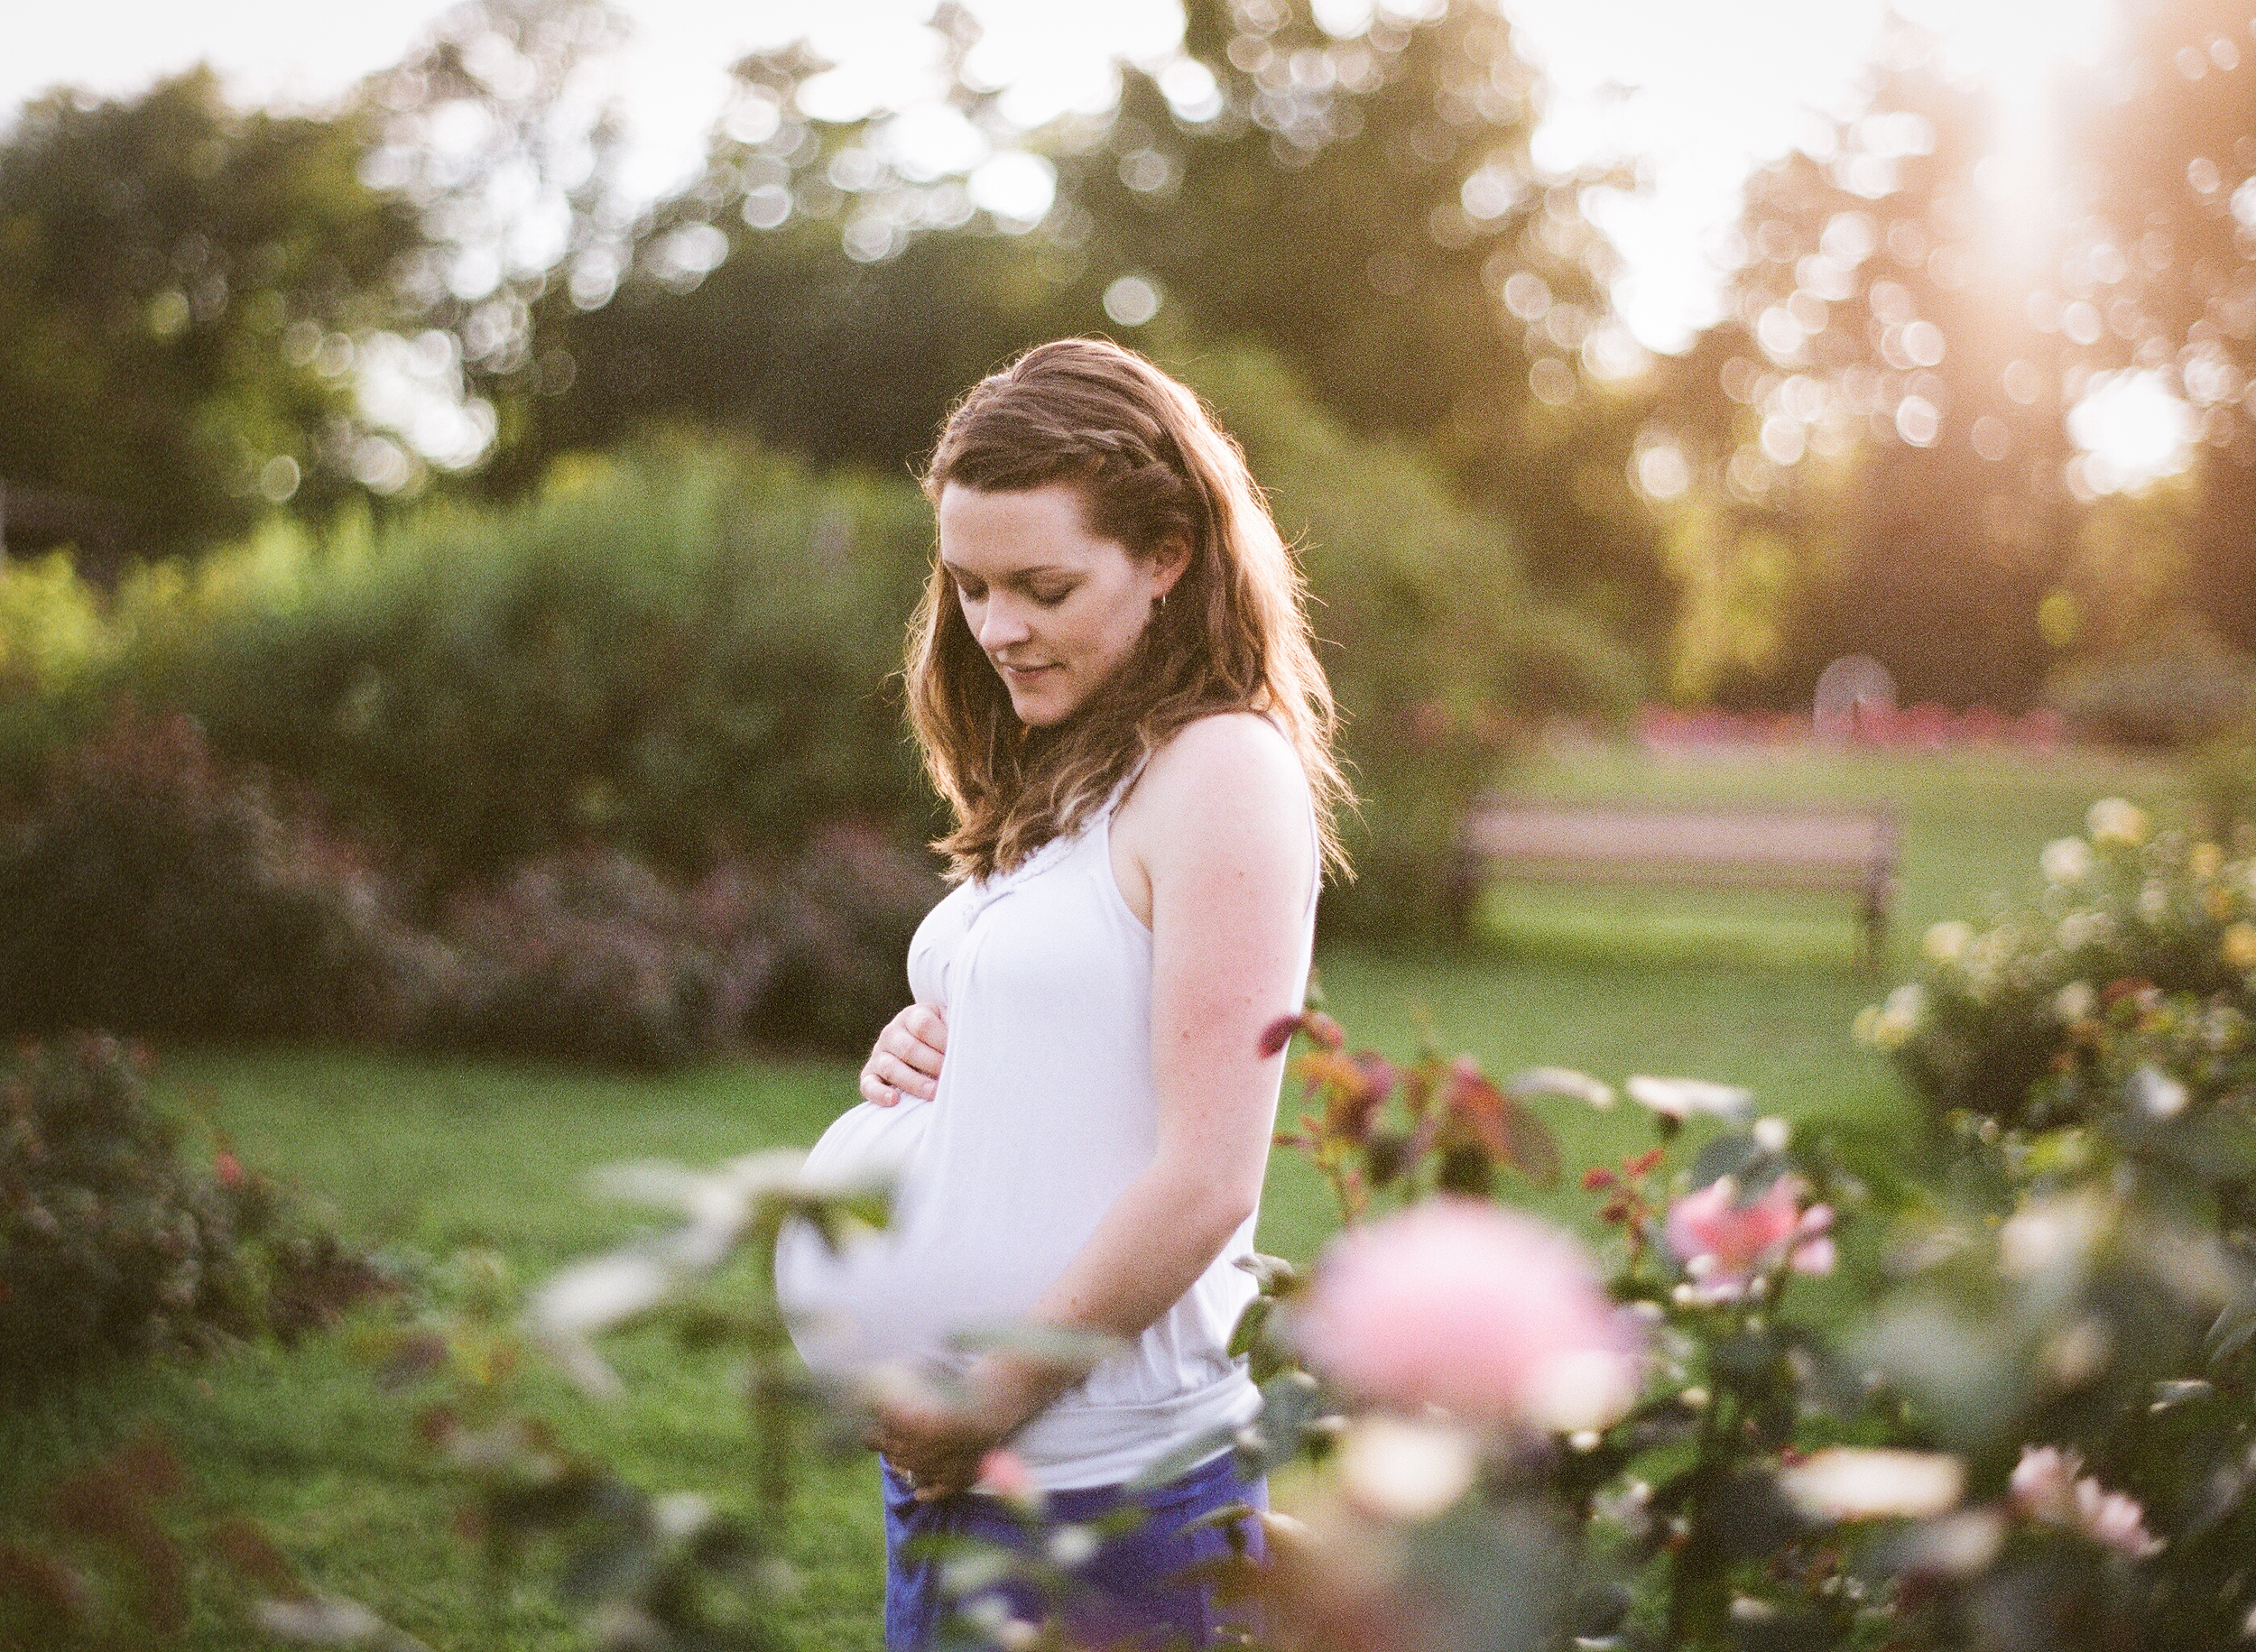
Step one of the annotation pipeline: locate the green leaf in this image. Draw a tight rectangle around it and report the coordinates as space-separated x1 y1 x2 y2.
1227 1297 1272 1359
1689 1132 1759 1191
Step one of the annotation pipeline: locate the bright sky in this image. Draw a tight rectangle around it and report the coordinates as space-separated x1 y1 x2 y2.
3 0 2184 485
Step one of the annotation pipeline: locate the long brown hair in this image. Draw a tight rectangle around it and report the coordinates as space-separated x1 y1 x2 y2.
907 338 1349 885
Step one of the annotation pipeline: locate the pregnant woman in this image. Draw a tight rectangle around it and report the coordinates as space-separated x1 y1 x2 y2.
773 337 1348 1648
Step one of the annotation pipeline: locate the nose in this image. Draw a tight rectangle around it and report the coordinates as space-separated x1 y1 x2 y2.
975 595 1032 653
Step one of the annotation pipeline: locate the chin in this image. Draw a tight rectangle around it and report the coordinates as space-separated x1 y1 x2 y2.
1010 685 1086 728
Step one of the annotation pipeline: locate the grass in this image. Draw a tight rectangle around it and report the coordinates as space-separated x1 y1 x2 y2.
0 741 2191 1650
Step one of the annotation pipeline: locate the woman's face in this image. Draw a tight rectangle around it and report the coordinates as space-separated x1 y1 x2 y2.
937 481 1183 729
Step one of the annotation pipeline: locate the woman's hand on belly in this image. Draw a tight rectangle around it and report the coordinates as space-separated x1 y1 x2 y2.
860 1002 947 1107
866 1360 1052 1500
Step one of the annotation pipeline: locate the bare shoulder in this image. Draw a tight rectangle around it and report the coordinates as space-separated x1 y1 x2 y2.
1135 713 1308 815
1119 713 1311 881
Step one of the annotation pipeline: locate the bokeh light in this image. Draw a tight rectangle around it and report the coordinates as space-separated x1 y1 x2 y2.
2067 371 2196 496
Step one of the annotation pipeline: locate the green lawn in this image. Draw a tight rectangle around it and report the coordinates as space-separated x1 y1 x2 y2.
2 741 2190 1650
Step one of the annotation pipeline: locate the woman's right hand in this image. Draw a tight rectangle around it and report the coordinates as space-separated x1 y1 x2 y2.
860 1003 947 1107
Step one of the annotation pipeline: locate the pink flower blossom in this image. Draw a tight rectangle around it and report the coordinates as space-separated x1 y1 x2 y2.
1295 1198 1643 1431
2007 1445 2080 1525
2009 1445 2163 1558
2075 1480 2162 1559
975 1449 1042 1509
1665 1177 1834 1303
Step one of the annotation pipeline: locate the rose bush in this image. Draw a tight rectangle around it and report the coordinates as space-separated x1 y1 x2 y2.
0 1034 392 1392
257 793 2256 1650
1858 796 2256 1128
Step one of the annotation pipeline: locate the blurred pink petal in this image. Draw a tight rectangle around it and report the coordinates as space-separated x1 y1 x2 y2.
976 1449 1042 1508
1667 1177 1832 1298
1789 1235 1836 1276
2076 1481 2162 1558
2009 1445 2083 1524
1296 1197 1641 1430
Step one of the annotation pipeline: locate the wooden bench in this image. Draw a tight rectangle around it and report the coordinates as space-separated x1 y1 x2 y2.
1450 798 1900 967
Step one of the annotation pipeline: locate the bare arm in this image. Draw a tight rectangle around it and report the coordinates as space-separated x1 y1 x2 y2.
873 715 1314 1492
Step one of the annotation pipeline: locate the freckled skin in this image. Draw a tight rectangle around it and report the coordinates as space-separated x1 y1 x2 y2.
935 482 1181 727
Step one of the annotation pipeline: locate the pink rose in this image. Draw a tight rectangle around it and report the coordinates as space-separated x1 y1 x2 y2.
1665 1177 1834 1303
1295 1197 1643 1431
2009 1444 2163 1559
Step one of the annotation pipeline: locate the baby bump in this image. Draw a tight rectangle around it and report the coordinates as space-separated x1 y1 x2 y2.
774 1097 935 1374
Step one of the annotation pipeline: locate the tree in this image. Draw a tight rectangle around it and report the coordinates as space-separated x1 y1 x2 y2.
504 0 1674 645
1658 4 2256 707
0 69 419 558
350 0 637 486
2057 0 2256 645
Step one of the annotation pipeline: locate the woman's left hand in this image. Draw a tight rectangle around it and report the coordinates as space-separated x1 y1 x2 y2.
867 1393 1005 1501
865 1359 1063 1500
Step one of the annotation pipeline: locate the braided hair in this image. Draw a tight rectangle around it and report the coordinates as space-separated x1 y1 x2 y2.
907 337 1349 884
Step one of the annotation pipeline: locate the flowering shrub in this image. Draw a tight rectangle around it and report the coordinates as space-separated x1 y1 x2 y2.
0 1034 252 1385
423 848 769 1070
747 820 947 1056
0 1035 391 1390
0 709 436 1044
1857 795 2256 1128
423 826 940 1066
0 710 938 1064
1843 964 2256 1648
1141 1015 1894 1652
296 925 2256 1650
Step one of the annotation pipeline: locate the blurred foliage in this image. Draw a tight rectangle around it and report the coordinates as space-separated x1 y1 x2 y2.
1645 1 2256 712
1847 974 2256 1647
0 708 431 1046
425 849 775 1071
356 1160 895 1652
1856 797 2245 1130
0 1035 254 1388
1188 347 1640 942
0 706 934 1061
2 360 1631 955
78 438 933 887
351 0 637 476
2194 718 2256 844
505 0 1675 646
2043 623 2256 748
0 1033 393 1393
0 1425 400 1652
426 830 939 1066
0 69 418 557
5 0 2256 724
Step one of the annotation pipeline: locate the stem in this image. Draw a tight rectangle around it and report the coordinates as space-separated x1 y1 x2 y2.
1667 1346 1738 1649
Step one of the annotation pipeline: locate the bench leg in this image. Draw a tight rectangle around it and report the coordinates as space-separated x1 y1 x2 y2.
1859 890 1889 977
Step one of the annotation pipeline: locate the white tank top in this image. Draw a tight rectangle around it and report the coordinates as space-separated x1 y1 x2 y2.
774 723 1319 1490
